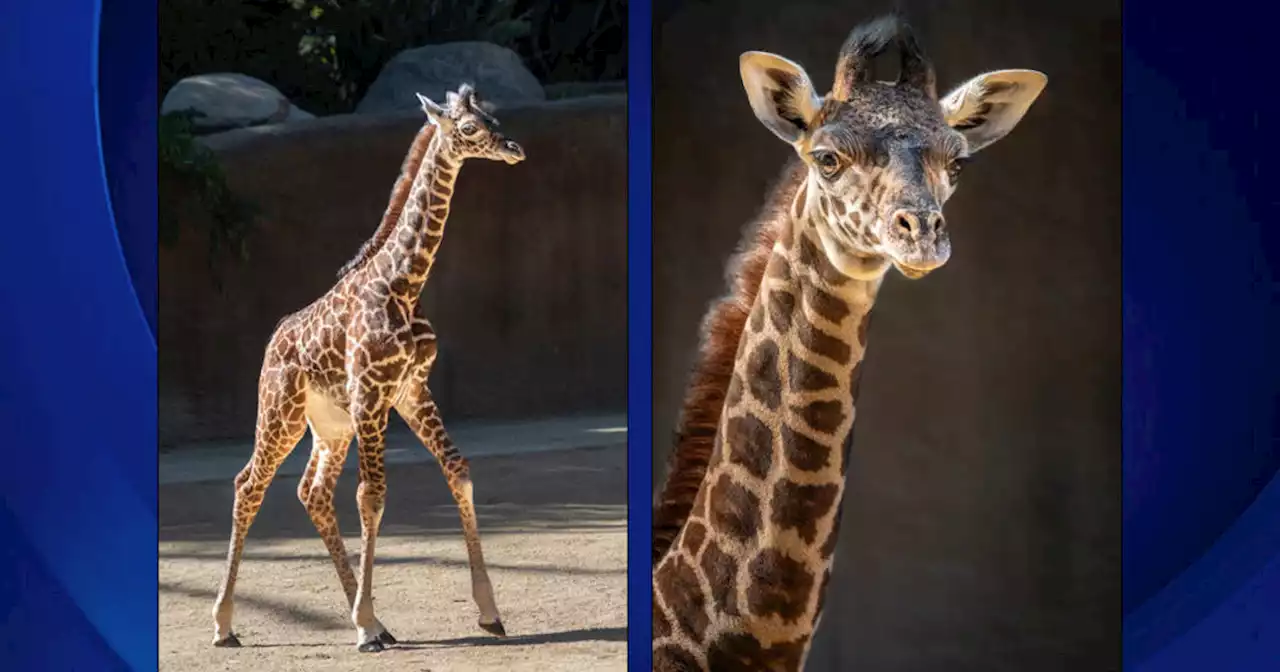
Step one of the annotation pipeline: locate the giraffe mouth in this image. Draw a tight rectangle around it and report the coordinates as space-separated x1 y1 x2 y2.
892 259 946 279
895 263 930 279
886 237 951 279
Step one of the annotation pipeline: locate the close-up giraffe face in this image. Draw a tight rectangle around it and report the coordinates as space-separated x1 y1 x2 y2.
416 84 526 165
740 19 1045 280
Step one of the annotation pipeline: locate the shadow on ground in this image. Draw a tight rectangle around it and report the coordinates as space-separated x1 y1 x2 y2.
161 444 626 543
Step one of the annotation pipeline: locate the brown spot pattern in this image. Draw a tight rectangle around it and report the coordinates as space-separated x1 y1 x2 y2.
708 473 762 543
781 425 831 471
656 555 710 640
654 644 701 672
857 312 872 346
792 399 846 435
726 413 774 479
745 341 782 410
746 549 814 623
707 632 808 672
680 519 708 558
770 480 841 544
787 353 839 393
797 233 850 287
767 289 796 334
803 284 851 324
796 312 852 365
701 539 741 617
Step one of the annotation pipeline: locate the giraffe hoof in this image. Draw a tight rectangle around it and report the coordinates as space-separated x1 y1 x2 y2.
213 633 242 648
357 639 386 653
377 630 398 646
480 619 507 637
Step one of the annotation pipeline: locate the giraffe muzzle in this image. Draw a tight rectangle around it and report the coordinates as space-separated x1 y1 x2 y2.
498 139 525 164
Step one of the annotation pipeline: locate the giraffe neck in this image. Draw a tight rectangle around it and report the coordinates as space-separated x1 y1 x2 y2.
654 212 881 669
372 132 461 302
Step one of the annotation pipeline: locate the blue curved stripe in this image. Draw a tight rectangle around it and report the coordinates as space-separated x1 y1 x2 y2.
1125 470 1280 668
97 0 158 341
95 0 159 516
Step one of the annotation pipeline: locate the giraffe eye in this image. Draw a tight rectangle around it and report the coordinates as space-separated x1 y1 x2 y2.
947 156 971 182
811 150 842 178
460 122 479 136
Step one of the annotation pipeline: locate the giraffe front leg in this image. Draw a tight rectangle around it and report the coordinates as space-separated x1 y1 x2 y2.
351 409 392 652
396 384 505 637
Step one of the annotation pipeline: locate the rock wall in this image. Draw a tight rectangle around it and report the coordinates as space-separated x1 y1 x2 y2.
160 95 626 446
653 2 1120 670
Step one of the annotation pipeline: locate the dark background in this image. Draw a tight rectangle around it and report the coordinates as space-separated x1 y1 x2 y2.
652 1 1120 670
160 0 626 114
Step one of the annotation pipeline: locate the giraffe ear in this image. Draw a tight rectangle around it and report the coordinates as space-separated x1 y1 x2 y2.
941 69 1046 153
416 93 444 121
740 51 823 144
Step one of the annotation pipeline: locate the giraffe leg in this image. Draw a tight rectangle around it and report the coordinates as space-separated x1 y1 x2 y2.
296 427 398 645
396 383 505 636
211 364 307 647
350 406 393 652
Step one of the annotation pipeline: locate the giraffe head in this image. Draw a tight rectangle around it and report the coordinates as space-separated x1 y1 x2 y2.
740 15 1045 280
415 83 526 165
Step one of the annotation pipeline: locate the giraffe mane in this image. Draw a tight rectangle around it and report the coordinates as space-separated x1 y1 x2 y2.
651 157 808 565
336 121 438 279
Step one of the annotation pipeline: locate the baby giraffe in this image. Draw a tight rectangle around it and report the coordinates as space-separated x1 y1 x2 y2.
210 84 526 652
651 16 1046 671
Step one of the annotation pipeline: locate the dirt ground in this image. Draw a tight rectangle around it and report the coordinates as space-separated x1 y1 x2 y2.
159 443 627 672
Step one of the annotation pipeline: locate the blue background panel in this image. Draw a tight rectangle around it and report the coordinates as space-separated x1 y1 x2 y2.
1121 0 1280 669
0 0 158 670
0 0 1274 669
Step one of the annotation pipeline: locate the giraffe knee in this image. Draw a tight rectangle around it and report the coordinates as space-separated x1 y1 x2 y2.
355 479 387 509
233 465 252 491
450 455 471 483
296 479 312 507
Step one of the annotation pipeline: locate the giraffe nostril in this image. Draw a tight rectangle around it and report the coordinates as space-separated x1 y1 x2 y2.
894 213 914 234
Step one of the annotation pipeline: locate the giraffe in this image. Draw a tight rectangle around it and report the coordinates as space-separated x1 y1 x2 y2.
209 83 526 653
651 16 1046 670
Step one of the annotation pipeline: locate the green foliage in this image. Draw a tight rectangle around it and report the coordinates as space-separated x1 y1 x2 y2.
161 0 626 115
158 111 258 285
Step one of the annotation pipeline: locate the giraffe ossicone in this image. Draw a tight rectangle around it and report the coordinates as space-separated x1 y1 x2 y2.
210 83 525 652
652 15 1045 671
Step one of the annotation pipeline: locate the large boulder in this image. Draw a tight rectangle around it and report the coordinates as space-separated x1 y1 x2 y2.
356 41 544 114
162 73 313 132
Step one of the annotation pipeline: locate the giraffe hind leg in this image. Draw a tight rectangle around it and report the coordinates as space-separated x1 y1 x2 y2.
211 363 308 647
299 395 397 645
